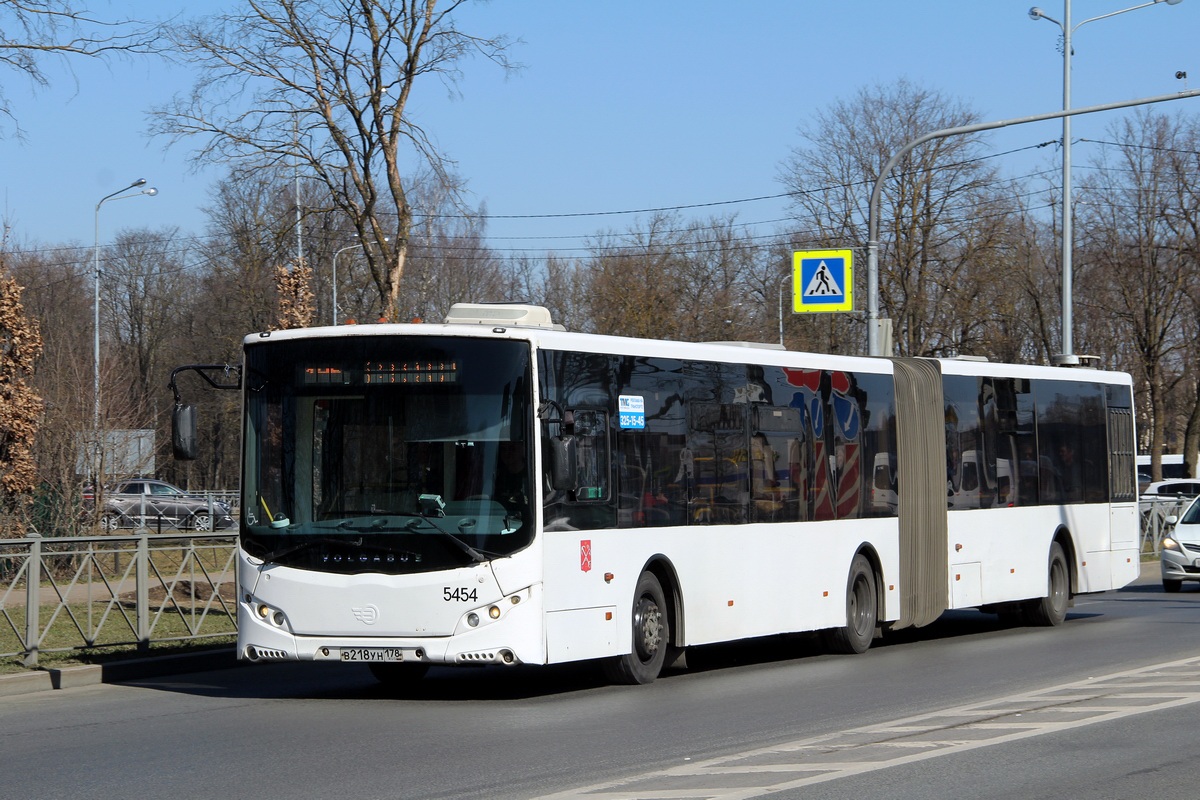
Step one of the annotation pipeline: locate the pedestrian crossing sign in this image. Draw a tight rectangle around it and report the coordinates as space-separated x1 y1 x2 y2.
793 249 853 313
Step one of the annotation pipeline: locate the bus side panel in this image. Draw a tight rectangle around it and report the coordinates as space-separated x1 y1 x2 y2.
946 502 1136 607
947 507 1052 606
1109 502 1138 549
1109 502 1140 589
540 520 900 660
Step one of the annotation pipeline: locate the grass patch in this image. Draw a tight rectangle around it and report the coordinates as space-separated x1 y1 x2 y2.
0 637 237 675
1 587 238 673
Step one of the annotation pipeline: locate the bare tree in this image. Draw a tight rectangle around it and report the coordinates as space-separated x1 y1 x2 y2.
781 79 1017 357
579 212 767 342
200 166 301 338
1076 110 1199 480
102 227 188 421
151 0 514 319
506 251 587 331
0 0 160 133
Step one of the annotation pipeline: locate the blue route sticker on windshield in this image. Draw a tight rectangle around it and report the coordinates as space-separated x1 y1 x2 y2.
618 395 645 429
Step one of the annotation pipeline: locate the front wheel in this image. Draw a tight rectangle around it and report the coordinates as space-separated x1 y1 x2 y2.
191 513 213 532
603 571 670 685
1163 579 1183 593
822 554 877 654
1024 541 1070 626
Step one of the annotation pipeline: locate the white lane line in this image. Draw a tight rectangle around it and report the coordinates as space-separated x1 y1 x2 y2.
533 656 1200 800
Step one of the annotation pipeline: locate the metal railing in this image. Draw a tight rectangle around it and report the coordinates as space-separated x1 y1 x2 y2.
1140 496 1191 556
0 531 238 668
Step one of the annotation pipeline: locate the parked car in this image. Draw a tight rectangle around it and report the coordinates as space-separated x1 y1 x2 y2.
91 479 235 532
1162 495 1200 592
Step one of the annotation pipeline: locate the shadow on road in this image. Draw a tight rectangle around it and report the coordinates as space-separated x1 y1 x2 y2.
120 578 1199 702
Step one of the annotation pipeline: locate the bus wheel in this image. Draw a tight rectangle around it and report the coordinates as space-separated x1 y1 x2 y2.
822 554 877 654
368 662 430 686
604 571 669 685
1024 542 1070 626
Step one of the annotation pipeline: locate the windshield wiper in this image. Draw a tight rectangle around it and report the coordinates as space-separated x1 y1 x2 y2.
401 516 490 563
317 511 501 563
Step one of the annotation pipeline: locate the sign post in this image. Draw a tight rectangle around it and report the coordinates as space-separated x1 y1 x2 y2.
793 249 853 314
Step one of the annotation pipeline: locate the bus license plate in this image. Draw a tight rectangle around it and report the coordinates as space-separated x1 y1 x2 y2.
341 648 403 662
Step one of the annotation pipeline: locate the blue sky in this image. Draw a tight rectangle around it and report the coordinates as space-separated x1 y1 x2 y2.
3 0 1199 259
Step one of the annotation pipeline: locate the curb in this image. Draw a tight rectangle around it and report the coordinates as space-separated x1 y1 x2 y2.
0 648 240 698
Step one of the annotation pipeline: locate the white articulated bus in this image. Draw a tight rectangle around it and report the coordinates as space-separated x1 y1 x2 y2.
172 303 1140 685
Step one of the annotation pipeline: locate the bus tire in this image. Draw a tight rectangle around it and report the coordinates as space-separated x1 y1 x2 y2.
1025 542 1070 626
603 571 669 685
368 662 430 686
822 554 877 654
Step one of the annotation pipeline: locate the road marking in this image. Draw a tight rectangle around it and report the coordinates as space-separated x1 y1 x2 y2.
534 656 1200 800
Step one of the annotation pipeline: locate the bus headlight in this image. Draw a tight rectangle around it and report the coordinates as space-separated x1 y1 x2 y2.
252 599 287 628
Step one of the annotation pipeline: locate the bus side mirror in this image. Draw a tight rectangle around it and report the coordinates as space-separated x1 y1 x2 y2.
549 435 578 492
173 404 198 461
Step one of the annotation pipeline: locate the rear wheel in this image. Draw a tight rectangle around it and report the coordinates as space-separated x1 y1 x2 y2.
100 513 121 531
603 571 670 685
1024 542 1070 626
822 554 877 654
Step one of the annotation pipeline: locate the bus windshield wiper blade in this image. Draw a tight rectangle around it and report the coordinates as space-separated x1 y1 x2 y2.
402 516 487 563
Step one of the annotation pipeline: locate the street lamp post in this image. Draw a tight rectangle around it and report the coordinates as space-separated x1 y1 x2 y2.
777 272 792 347
93 178 157 470
332 243 364 325
332 238 388 325
1029 0 1182 365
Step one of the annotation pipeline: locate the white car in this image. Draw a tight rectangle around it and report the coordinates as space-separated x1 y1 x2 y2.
1143 479 1200 498
1161 496 1200 592
1139 480 1200 516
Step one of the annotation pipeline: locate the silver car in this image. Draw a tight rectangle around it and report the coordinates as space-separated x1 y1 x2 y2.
97 479 235 532
1161 496 1200 592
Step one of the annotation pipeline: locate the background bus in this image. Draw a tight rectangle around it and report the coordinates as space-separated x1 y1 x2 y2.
173 303 1140 686
1137 454 1194 482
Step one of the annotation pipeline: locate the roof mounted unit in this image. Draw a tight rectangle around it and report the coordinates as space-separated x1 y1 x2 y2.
443 303 564 330
705 341 787 350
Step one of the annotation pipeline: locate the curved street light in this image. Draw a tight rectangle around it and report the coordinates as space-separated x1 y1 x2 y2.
777 272 792 347
332 237 388 325
93 178 158 477
332 243 363 326
1028 0 1183 365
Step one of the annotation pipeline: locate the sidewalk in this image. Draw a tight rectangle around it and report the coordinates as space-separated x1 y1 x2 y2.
0 647 240 697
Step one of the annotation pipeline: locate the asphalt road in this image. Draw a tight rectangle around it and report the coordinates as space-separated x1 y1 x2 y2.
3 565 1198 800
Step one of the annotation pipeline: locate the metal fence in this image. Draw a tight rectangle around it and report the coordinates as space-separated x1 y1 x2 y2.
1141 496 1191 556
0 531 238 668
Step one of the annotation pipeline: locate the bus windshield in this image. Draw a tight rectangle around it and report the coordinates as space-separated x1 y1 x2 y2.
241 334 534 574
